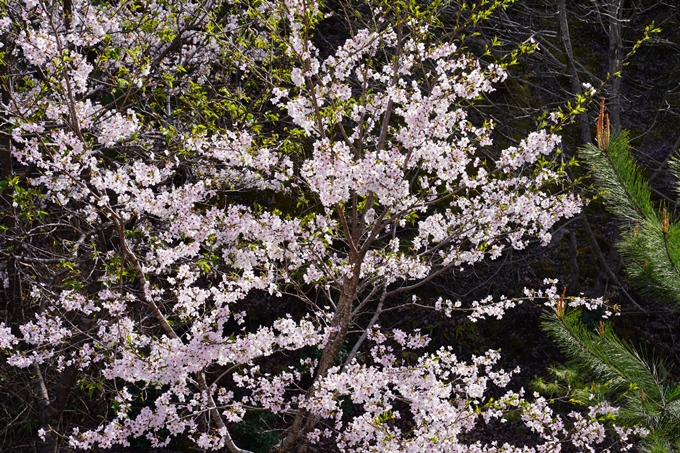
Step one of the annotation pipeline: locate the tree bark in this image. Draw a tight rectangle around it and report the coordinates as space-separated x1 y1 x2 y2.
31 316 93 453
31 363 81 453
275 257 363 453
605 0 623 131
556 0 592 146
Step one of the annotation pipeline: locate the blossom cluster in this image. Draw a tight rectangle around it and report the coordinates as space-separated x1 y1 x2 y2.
0 0 638 451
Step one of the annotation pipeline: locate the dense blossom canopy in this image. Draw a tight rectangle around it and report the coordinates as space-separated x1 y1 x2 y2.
0 0 640 451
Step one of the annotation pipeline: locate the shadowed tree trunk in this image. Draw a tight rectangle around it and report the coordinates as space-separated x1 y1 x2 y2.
605 0 623 131
31 364 78 453
556 0 592 146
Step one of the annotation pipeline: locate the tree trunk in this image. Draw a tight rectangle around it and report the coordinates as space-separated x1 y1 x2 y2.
556 0 592 146
606 0 623 131
31 363 80 453
275 257 363 453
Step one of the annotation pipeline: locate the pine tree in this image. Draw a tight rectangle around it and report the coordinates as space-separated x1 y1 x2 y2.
543 309 680 453
543 100 680 453
579 99 680 305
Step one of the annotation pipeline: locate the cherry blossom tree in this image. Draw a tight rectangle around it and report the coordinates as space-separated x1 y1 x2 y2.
0 0 637 451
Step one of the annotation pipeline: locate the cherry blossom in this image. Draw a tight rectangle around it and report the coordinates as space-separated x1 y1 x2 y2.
0 0 640 451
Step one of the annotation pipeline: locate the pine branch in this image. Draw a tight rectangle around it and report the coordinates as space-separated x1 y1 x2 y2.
579 130 680 305
542 309 680 451
542 310 664 400
579 132 655 223
619 220 680 305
